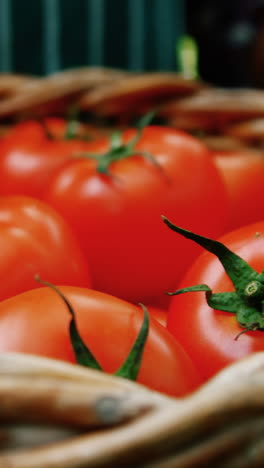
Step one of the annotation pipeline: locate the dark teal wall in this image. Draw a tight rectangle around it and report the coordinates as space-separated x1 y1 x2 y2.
0 0 185 75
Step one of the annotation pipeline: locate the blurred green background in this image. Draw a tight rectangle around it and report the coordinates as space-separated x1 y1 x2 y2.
1 0 264 87
0 0 185 75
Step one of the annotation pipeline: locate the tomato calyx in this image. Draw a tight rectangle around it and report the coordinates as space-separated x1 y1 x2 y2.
64 118 81 140
35 276 150 380
162 216 264 334
74 110 163 177
36 114 80 141
63 107 91 141
36 118 54 140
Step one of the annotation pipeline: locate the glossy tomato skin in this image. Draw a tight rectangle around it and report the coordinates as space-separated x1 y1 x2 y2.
213 150 264 230
0 138 80 198
2 118 104 142
167 221 264 382
0 119 105 199
0 196 91 301
4 120 47 142
146 305 167 327
0 286 201 397
44 126 228 304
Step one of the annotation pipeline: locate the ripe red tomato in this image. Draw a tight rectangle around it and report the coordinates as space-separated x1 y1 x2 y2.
4 119 48 142
213 149 264 230
0 195 91 301
43 126 228 303
0 119 105 198
34 117 106 141
144 305 167 327
0 286 201 396
167 220 264 381
3 117 104 142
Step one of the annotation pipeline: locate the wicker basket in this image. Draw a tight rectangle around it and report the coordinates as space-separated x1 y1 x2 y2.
0 67 263 153
0 352 264 467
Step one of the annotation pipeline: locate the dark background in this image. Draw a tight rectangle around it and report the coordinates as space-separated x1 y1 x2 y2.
186 0 264 87
0 0 184 75
1 0 264 87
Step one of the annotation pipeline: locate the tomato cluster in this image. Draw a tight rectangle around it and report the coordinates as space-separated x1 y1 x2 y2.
0 121 228 303
0 115 263 396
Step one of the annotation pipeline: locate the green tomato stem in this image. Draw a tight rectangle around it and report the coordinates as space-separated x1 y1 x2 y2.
162 216 264 333
73 111 160 177
35 276 149 381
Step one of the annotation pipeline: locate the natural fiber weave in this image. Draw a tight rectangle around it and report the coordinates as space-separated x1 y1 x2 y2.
0 352 264 467
0 67 263 152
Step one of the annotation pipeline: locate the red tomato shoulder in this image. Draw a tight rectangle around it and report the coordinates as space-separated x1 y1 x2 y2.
213 149 264 230
0 286 201 397
167 221 264 381
0 195 91 300
44 126 228 303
